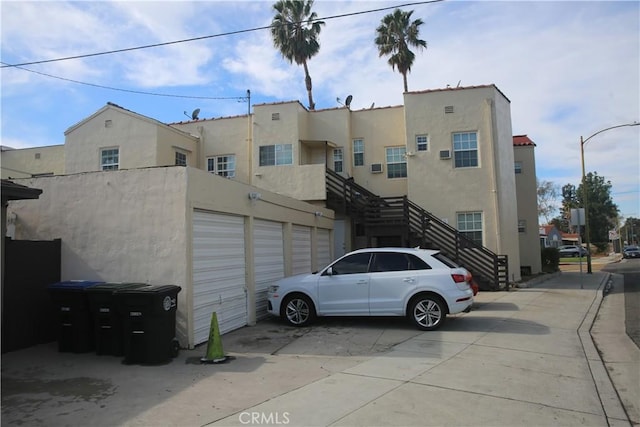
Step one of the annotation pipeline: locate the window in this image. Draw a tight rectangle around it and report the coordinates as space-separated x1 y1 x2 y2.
207 155 236 178
515 161 523 174
101 148 119 170
371 252 431 272
386 147 407 178
333 148 343 173
175 151 187 166
353 139 364 166
457 212 483 245
416 135 428 151
327 253 371 275
453 132 478 168
259 144 292 166
518 219 526 233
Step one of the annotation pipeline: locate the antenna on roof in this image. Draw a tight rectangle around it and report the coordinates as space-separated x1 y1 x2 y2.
336 97 343 106
370 102 375 109
184 108 200 120
345 95 353 108
456 80 461 88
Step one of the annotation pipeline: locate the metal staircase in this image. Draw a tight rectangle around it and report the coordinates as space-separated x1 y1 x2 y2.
326 169 509 290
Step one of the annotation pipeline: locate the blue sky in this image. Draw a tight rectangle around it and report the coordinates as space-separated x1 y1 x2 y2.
2 0 639 222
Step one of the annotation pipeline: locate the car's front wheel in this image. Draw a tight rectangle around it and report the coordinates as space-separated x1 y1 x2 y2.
281 294 316 327
409 295 446 331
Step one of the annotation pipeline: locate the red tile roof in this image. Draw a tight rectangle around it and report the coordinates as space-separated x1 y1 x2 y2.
513 135 536 147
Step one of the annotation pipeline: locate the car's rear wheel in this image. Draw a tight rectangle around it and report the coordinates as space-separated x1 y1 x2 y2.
281 294 316 327
409 295 446 331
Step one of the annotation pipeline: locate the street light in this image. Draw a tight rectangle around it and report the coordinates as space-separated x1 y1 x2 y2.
580 121 639 273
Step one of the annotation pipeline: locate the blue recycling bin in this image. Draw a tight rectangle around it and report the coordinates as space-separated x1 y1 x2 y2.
115 285 181 364
86 282 150 356
48 280 103 353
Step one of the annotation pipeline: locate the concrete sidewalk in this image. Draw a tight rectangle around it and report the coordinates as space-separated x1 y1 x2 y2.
2 271 638 426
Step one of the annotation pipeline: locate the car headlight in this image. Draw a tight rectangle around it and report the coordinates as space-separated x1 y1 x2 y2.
267 285 279 294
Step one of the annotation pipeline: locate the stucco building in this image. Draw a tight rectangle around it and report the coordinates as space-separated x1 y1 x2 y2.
2 84 541 346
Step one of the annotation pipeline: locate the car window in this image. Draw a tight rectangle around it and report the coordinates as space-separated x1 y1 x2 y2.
371 252 432 272
329 253 371 275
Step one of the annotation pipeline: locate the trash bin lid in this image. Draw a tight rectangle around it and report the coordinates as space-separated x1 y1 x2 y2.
115 284 181 295
85 282 150 292
48 280 104 291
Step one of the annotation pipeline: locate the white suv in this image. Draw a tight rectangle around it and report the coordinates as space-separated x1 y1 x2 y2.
267 247 474 331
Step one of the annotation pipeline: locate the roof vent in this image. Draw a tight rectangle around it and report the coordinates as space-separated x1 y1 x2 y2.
444 106 454 114
271 112 280 121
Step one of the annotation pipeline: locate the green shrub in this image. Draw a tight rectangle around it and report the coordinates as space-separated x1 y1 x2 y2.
541 247 560 272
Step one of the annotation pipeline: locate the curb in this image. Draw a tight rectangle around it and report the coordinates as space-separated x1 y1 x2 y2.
578 273 631 425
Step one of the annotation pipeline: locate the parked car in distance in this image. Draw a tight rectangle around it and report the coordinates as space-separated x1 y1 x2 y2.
267 247 474 331
623 246 640 259
558 245 588 257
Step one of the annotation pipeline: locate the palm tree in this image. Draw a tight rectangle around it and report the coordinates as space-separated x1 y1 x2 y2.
271 0 324 110
374 9 427 93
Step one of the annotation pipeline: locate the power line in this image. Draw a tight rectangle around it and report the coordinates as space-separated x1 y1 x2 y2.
0 62 248 101
1 1 443 68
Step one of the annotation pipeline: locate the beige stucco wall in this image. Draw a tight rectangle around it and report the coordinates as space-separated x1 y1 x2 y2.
350 106 407 196
175 115 251 184
403 86 521 281
1 145 65 179
515 145 542 274
64 106 197 174
7 166 334 348
7 168 190 342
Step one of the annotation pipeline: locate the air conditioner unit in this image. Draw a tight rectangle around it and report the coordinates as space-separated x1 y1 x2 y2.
370 163 383 173
439 150 451 160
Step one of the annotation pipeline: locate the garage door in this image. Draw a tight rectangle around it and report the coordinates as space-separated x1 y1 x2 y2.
192 211 247 344
292 225 311 275
317 228 331 269
253 219 284 319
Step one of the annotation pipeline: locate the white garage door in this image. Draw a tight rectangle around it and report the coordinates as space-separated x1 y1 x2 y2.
253 219 285 319
292 225 311 275
317 228 331 270
192 211 247 344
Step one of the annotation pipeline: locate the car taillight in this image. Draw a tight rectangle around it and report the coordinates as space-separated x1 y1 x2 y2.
451 274 466 283
451 272 473 284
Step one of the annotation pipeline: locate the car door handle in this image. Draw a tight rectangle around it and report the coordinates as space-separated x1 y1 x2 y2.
403 278 415 283
357 280 368 285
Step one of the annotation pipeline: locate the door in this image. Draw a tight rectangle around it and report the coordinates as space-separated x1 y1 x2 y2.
192 211 247 343
369 252 427 315
292 225 311 275
317 252 371 315
253 219 285 320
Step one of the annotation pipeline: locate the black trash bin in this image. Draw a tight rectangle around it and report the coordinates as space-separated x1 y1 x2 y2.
115 285 181 364
86 282 150 356
48 280 104 353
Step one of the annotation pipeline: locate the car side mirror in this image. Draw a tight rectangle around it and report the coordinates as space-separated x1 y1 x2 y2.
323 267 334 276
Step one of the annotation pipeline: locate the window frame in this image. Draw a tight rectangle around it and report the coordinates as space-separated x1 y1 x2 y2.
100 147 119 171
207 154 236 178
457 212 483 245
259 144 293 166
353 139 364 167
385 146 407 179
175 151 187 166
416 134 429 152
452 131 479 168
333 148 343 173
514 161 523 174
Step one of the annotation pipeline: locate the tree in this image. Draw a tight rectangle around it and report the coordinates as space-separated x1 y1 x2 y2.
553 183 578 233
620 217 639 245
537 179 559 224
374 9 427 93
577 172 619 249
271 0 324 110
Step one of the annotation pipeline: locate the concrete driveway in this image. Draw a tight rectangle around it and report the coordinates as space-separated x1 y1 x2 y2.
2 271 637 426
